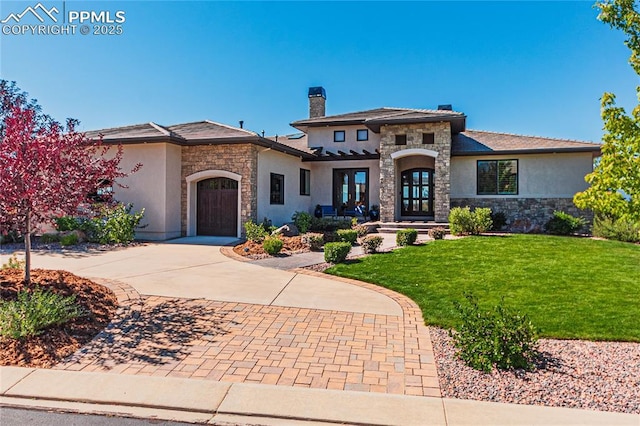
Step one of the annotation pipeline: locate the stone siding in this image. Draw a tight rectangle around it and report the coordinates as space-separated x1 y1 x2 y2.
181 144 259 235
450 197 593 233
379 122 451 222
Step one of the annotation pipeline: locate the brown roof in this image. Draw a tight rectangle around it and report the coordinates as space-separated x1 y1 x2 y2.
85 122 178 141
291 107 466 133
452 130 601 156
266 133 315 154
167 120 257 141
86 121 313 159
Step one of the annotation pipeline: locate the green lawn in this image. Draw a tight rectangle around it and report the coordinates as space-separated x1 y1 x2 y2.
326 234 640 342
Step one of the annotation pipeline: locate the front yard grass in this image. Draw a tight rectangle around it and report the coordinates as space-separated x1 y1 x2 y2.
326 234 640 342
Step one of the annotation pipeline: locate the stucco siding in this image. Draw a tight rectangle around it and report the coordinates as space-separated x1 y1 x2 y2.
257 149 312 227
306 125 381 153
114 144 172 240
164 143 182 239
450 152 593 198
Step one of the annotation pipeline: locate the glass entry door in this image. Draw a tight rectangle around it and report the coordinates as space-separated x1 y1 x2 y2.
333 168 369 213
401 168 434 216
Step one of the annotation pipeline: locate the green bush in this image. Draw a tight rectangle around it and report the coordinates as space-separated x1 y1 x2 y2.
451 293 539 372
490 211 507 231
60 233 79 246
396 229 418 246
54 216 80 232
0 287 84 338
244 220 268 243
262 236 284 255
337 229 358 244
1 254 25 270
428 227 446 240
449 207 493 235
303 233 324 251
40 233 61 244
361 235 383 253
324 242 352 263
593 216 640 243
309 217 352 232
544 211 586 235
292 211 313 234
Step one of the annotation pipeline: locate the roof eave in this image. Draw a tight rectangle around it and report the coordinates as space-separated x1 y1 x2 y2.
452 146 602 156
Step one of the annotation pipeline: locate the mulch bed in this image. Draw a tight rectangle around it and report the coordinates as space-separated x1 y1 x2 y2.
233 236 310 259
0 269 118 368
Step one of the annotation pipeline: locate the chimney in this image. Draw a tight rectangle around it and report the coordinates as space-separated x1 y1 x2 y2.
239 120 244 129
308 86 326 118
437 104 453 111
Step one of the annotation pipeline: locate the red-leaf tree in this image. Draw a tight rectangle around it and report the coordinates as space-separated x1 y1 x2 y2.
0 104 137 283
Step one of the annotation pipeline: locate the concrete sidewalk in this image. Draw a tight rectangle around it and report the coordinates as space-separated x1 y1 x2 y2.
1 367 637 425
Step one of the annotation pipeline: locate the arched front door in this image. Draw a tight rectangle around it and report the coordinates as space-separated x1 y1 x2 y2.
197 178 238 236
400 168 434 217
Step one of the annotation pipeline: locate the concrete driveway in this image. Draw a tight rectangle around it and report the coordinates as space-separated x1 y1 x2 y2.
1 238 401 316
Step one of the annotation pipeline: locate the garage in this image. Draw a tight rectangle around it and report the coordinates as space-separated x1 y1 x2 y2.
196 177 238 236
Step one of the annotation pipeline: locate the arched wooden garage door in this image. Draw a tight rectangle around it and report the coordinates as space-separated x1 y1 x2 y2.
197 178 238 236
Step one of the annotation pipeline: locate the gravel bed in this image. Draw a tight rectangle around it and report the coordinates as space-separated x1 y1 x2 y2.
430 327 640 414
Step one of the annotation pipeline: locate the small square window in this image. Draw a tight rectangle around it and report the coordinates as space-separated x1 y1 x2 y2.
270 173 284 204
300 169 310 196
334 130 346 142
357 129 369 141
422 133 435 144
395 134 407 145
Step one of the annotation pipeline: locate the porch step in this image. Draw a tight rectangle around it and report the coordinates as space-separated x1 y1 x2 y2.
376 221 450 234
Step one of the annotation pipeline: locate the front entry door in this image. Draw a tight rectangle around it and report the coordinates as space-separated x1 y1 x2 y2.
401 168 434 216
333 169 369 213
197 178 238 236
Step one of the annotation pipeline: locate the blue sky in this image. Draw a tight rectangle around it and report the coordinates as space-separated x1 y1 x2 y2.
1 1 637 142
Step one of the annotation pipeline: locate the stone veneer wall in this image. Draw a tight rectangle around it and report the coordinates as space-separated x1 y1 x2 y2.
379 122 452 222
450 198 593 233
181 144 259 235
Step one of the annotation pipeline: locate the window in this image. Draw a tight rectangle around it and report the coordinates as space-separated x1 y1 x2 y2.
422 132 435 145
395 134 407 145
477 160 518 195
357 129 369 141
334 130 346 142
300 168 310 196
270 173 284 204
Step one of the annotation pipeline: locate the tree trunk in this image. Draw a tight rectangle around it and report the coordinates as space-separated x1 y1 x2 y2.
24 209 31 284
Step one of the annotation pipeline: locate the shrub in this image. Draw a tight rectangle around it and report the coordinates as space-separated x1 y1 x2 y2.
592 216 640 243
262 236 284 256
428 227 446 240
292 211 313 234
324 242 351 263
303 233 324 251
490 211 507 231
96 204 145 244
40 233 61 244
449 207 493 235
396 229 418 246
1 254 25 270
54 215 80 232
309 217 352 232
60 233 79 246
544 211 586 235
244 220 267 243
353 224 369 239
450 293 539 372
0 287 84 339
337 229 358 244
361 235 383 253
